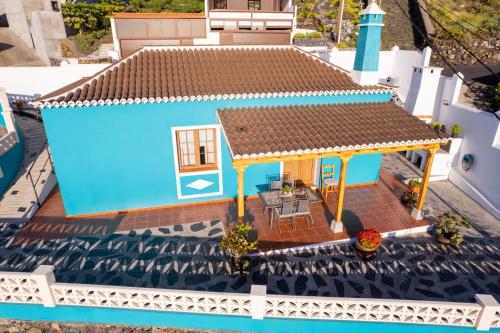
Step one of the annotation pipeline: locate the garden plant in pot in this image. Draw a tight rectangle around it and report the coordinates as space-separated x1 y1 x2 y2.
431 121 446 134
401 190 418 208
281 184 295 197
220 223 258 275
451 124 462 138
433 211 471 246
355 229 382 260
408 179 422 194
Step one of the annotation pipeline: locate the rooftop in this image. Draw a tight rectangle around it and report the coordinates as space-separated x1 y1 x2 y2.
111 12 205 19
217 102 449 159
37 46 393 108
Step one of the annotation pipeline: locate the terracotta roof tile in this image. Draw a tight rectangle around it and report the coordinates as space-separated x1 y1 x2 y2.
38 46 392 107
217 102 449 159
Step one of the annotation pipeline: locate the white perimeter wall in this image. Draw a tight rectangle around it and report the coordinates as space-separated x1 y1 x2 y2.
435 74 500 219
0 64 108 102
318 46 430 102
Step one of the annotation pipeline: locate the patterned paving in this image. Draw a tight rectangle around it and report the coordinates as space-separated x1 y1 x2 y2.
0 221 498 302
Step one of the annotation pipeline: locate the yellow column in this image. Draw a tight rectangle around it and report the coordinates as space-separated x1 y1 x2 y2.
235 165 247 223
412 147 438 220
332 155 350 233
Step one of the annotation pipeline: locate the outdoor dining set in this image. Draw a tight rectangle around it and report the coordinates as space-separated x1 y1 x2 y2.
258 179 323 232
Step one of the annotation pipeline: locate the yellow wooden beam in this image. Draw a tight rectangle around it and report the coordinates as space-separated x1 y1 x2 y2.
232 143 444 167
414 147 438 216
333 155 351 233
235 165 247 223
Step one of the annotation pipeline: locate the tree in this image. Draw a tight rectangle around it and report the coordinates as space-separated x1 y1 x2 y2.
61 3 103 35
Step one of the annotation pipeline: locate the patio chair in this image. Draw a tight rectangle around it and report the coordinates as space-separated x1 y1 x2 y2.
294 198 314 227
321 164 338 198
269 180 283 191
271 199 296 233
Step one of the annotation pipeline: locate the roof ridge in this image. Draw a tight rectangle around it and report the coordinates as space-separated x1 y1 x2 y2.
35 47 396 109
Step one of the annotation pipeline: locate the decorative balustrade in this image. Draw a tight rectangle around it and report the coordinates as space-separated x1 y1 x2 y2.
264 294 482 327
0 131 19 157
0 266 499 331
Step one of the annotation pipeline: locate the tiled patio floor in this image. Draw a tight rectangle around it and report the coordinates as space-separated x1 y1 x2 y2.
17 170 428 250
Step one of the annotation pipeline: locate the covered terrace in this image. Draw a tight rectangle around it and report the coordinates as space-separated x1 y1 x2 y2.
217 102 450 233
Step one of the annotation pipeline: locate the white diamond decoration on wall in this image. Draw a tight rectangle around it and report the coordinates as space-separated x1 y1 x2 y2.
186 179 214 190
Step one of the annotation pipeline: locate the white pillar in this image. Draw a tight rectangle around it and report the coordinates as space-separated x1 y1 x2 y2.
250 284 267 320
32 265 57 307
475 294 500 331
0 88 18 141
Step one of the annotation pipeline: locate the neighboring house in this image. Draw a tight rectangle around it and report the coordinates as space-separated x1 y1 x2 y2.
110 0 295 58
35 1 447 228
4 0 66 66
0 88 24 197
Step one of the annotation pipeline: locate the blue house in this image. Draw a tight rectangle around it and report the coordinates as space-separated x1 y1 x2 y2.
36 1 447 231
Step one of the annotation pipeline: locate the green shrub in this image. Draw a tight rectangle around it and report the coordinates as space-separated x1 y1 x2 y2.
294 33 306 39
305 31 323 38
451 123 462 136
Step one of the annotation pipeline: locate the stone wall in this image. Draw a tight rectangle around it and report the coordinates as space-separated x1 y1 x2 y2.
430 37 500 66
0 319 225 333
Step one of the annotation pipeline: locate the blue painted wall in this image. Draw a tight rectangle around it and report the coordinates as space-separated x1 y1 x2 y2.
41 93 392 216
353 14 384 72
319 154 382 187
0 105 25 198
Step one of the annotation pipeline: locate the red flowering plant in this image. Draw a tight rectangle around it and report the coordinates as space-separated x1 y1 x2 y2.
356 229 382 250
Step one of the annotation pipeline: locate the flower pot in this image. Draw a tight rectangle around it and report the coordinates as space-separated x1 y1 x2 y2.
231 256 251 275
355 241 378 260
436 234 452 246
409 186 421 194
451 133 458 138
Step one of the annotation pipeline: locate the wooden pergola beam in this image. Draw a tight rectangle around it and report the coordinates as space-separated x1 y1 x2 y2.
233 142 444 226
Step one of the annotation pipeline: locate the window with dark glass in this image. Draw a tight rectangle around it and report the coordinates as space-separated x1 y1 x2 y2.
176 128 217 172
51 1 60 11
214 0 227 9
248 0 261 10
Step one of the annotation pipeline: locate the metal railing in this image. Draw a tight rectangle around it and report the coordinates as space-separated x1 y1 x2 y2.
26 141 54 207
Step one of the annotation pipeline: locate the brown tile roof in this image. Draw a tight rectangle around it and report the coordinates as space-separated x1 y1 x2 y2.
217 102 449 159
37 46 393 108
112 12 205 19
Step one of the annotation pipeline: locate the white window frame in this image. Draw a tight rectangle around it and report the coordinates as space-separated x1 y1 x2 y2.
171 124 223 200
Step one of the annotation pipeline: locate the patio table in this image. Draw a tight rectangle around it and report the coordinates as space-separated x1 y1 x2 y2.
258 186 323 212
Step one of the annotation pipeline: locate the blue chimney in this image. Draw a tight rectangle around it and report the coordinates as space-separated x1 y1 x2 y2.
351 0 385 85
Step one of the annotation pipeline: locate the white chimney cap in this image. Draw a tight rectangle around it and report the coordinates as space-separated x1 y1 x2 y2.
362 0 386 15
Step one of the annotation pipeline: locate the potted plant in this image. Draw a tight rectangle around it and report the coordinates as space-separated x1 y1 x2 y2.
220 223 258 275
281 184 295 197
451 124 462 138
433 211 471 246
355 229 382 260
401 190 418 208
408 179 422 193
431 121 446 134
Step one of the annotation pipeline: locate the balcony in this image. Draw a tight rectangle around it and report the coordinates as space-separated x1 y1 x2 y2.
208 10 294 31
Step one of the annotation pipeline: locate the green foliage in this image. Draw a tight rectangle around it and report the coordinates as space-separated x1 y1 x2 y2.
281 184 295 193
293 31 323 39
408 179 422 188
401 191 418 208
70 30 112 54
62 1 126 35
297 1 317 25
329 0 361 25
129 0 204 13
495 83 500 104
451 123 462 135
433 211 471 246
220 224 258 263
